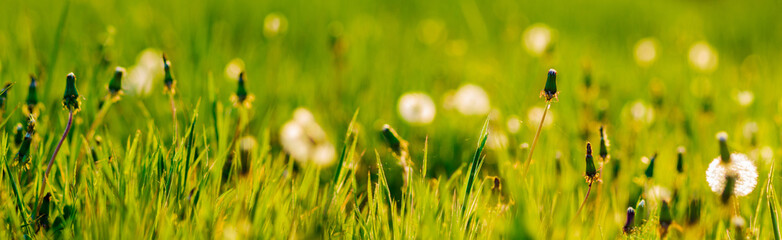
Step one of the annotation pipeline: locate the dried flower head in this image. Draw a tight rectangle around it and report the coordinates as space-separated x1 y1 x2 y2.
230 72 255 108
623 207 635 234
540 69 558 101
63 73 81 112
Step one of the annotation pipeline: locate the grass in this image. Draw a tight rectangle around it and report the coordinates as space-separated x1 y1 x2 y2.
1 0 782 238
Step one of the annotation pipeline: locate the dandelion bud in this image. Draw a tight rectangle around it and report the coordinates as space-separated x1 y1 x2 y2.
0 82 11 111
381 124 406 155
676 146 685 173
584 142 598 182
541 69 558 101
62 73 80 112
16 117 35 163
230 72 254 108
686 198 701 225
659 200 673 237
599 126 609 160
717 132 730 164
721 174 737 204
635 199 647 225
108 67 125 95
13 123 23 146
732 215 745 239
163 54 176 93
623 207 635 234
644 153 657 178
26 75 38 112
492 177 501 193
555 151 562 176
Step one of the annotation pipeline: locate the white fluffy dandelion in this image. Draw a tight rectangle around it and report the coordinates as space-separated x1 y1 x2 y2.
506 115 521 134
451 84 490 116
522 23 553 56
125 48 164 96
634 38 658 67
397 92 436 125
706 153 758 197
280 108 336 166
225 58 245 81
688 41 719 73
736 90 754 107
264 13 288 38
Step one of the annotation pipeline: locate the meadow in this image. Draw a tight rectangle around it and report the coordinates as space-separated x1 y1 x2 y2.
1 0 782 239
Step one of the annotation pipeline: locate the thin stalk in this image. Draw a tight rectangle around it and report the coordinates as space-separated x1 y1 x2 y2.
33 109 73 220
575 182 593 219
524 101 551 173
169 92 178 145
86 98 115 140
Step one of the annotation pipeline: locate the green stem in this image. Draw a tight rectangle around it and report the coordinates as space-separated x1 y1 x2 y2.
575 182 593 219
33 109 73 221
524 101 551 174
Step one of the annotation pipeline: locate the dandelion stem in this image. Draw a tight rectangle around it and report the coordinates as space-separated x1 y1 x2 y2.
575 182 593 219
86 98 115 140
33 109 73 221
525 100 551 173
169 92 178 145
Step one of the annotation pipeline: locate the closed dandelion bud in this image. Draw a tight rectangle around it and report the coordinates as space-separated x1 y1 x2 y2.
62 73 80 112
13 123 23 146
659 200 673 237
541 69 558 101
26 75 38 111
584 142 598 182
644 153 657 178
732 215 745 239
108 67 125 95
381 124 405 155
717 132 730 164
16 117 35 163
599 126 609 160
492 177 501 193
676 147 685 173
555 151 562 176
623 207 635 234
230 72 254 108
686 198 701 225
0 82 11 111
635 199 647 224
721 174 737 204
163 54 176 93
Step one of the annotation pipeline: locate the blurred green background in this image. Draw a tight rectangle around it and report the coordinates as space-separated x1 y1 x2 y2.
1 0 782 238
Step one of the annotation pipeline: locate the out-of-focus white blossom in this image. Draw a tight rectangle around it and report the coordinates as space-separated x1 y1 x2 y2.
527 107 553 129
736 90 754 107
689 41 719 72
706 153 758 197
634 38 658 66
125 48 164 96
280 108 336 166
225 58 245 81
398 92 436 125
264 13 288 38
447 84 490 116
629 101 655 124
522 23 553 56
506 115 521 134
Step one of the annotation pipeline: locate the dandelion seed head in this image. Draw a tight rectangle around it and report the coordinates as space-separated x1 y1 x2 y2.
280 108 335 166
706 153 758 197
688 41 718 72
506 115 521 134
264 13 288 38
736 90 754 107
451 84 490 116
634 38 658 66
522 23 552 56
225 58 245 81
398 92 436 125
